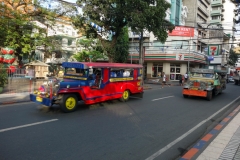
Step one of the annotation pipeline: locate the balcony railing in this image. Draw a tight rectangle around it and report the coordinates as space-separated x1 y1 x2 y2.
210 19 221 24
211 9 222 16
211 0 222 6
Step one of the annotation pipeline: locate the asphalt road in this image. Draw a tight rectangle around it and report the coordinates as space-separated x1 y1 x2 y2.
0 83 240 160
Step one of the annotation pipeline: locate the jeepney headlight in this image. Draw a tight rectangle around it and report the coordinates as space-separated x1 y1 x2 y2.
67 85 70 88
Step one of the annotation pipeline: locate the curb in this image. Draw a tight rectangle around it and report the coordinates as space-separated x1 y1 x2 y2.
0 100 30 105
179 105 240 160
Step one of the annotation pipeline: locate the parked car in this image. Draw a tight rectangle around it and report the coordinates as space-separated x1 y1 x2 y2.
227 76 234 83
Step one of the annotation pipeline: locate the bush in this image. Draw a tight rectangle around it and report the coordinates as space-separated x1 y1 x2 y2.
0 64 8 87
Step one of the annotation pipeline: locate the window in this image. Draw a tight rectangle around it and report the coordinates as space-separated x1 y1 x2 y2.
110 68 133 78
170 64 181 80
212 16 220 20
65 68 88 77
212 7 219 10
152 64 163 77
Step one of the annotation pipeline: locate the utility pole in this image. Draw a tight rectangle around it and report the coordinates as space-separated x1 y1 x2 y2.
139 31 144 86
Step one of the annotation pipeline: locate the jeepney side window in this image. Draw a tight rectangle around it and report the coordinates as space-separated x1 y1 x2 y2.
123 68 133 77
110 69 122 77
65 68 88 77
139 68 142 76
110 68 133 77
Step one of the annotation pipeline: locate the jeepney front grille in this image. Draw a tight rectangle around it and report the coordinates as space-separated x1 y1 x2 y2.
189 81 207 90
193 82 200 87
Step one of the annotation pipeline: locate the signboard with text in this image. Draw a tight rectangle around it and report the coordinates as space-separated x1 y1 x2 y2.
168 26 194 37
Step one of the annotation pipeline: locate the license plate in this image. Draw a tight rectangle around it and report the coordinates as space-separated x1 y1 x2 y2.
36 97 42 102
191 88 198 90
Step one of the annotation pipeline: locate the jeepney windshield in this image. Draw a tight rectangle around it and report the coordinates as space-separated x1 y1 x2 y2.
65 68 88 77
191 73 214 78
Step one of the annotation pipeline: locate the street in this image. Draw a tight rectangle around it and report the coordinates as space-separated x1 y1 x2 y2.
0 83 240 160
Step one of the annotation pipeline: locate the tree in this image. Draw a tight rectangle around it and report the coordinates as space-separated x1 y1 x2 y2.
73 0 174 62
113 26 129 63
228 49 239 66
0 0 77 66
73 38 106 62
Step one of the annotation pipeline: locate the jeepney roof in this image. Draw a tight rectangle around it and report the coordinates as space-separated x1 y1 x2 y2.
191 68 227 74
191 68 214 73
62 62 143 69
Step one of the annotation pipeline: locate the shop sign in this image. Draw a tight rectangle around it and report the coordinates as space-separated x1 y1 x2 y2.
168 26 194 37
208 45 219 56
176 54 184 60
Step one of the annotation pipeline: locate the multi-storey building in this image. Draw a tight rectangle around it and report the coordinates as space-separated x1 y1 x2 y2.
128 0 207 81
182 0 234 67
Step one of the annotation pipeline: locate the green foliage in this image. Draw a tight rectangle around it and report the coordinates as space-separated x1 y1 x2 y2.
113 27 129 63
0 0 77 64
73 50 105 62
0 64 8 87
228 49 239 66
73 0 175 60
73 38 106 62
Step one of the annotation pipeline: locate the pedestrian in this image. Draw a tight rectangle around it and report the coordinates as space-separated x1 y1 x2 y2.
162 72 166 88
182 74 185 85
184 72 188 81
179 74 182 86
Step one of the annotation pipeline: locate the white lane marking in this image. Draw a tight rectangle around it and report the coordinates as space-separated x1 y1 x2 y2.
0 119 58 133
146 96 240 160
152 96 174 101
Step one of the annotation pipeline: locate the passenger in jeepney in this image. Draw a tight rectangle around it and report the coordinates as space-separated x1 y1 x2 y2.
88 66 95 86
93 69 101 87
110 70 117 77
123 69 130 77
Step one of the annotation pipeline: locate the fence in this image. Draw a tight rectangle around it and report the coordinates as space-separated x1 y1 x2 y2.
0 68 45 94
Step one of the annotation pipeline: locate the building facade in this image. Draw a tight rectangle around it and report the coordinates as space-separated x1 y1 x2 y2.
128 0 207 81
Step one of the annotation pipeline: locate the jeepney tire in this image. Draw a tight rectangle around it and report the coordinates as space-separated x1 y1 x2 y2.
183 95 188 98
60 94 78 113
207 91 212 101
120 90 130 102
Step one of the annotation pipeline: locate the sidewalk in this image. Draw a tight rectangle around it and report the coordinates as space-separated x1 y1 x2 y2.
0 92 30 105
180 105 240 160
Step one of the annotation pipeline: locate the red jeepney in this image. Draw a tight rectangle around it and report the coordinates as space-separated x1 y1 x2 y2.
30 62 143 112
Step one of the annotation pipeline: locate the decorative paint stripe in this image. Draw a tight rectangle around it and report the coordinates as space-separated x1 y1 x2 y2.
214 124 223 130
179 105 240 160
63 76 87 80
109 77 133 82
181 148 199 159
201 134 213 141
192 140 206 150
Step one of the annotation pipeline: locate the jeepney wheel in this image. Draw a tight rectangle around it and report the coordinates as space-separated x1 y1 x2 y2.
206 91 212 101
60 94 78 113
120 90 130 102
183 94 188 98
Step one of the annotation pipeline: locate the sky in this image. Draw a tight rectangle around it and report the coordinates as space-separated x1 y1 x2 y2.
63 0 76 3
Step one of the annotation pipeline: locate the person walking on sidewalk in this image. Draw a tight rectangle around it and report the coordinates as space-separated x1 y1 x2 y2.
162 72 166 88
179 74 182 86
184 72 188 81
